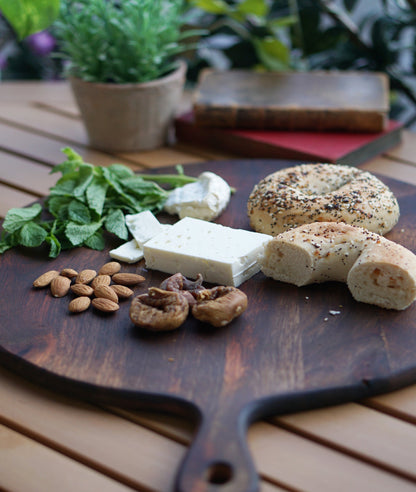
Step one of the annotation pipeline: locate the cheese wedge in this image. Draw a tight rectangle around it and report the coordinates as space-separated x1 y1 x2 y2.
143 217 271 286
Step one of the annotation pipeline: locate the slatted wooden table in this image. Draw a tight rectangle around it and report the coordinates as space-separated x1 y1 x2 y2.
1 81 416 492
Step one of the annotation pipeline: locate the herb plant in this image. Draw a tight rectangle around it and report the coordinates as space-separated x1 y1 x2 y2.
54 0 195 83
0 148 197 258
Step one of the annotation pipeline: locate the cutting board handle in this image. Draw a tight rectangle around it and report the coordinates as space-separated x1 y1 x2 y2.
175 404 259 492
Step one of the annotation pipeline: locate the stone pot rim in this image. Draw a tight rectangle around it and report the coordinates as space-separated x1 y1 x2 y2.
69 59 187 91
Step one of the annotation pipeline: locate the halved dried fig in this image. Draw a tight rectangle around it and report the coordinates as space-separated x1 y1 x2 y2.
160 273 205 306
192 286 248 327
129 287 189 331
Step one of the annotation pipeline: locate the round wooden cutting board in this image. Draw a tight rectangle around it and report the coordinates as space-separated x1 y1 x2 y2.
1 159 416 492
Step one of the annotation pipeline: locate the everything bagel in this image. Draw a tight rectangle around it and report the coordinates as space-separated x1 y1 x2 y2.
247 163 400 236
261 222 416 310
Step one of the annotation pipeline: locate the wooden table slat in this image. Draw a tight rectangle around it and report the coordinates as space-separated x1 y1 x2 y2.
0 423 135 492
365 384 416 423
0 149 58 197
0 183 39 218
0 81 74 103
0 368 186 492
274 402 416 481
0 121 146 170
248 421 416 492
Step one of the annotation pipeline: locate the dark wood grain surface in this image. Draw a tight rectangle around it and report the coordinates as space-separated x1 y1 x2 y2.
1 159 416 492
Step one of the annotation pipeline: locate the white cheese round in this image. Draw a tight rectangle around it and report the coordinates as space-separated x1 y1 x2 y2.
163 172 231 221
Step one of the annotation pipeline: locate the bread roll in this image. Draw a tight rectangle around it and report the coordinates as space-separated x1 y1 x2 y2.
261 222 416 310
247 163 400 236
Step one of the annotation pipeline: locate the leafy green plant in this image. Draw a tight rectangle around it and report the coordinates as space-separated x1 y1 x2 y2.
54 0 198 83
184 0 299 77
0 0 60 40
0 148 197 258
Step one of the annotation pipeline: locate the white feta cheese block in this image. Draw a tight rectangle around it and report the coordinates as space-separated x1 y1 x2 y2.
143 217 272 286
163 172 231 221
109 239 144 263
126 210 164 247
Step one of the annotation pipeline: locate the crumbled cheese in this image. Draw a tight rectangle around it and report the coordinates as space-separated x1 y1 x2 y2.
110 212 172 263
126 210 164 246
163 172 231 221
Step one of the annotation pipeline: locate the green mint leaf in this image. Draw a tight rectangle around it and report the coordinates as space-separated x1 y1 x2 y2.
65 221 103 246
2 203 42 233
86 175 108 215
0 231 15 253
49 177 78 196
50 161 77 176
108 163 134 180
62 147 84 162
121 176 167 198
46 234 62 258
47 196 72 218
105 209 128 240
50 147 84 175
68 199 91 224
84 231 105 251
72 163 94 197
139 172 197 188
0 241 13 254
19 222 47 247
103 167 137 210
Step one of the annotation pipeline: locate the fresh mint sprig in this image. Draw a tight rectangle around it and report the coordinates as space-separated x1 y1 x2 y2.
0 147 197 258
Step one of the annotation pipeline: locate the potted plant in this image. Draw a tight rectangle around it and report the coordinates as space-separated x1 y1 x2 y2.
53 0 194 152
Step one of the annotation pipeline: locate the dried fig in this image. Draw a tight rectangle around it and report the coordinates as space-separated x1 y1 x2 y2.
192 286 248 327
129 287 189 331
160 273 205 306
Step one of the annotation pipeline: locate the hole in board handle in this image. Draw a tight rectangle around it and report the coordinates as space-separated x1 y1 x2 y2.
204 461 234 485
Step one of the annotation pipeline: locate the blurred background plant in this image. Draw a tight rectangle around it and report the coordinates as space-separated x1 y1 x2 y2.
55 0 199 83
0 0 63 79
1 0 416 125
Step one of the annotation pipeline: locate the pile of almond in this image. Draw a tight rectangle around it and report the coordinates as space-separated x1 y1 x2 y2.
33 261 145 314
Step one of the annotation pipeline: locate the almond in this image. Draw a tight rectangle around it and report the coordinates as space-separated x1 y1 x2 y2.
98 261 121 276
71 284 94 297
92 298 119 313
75 269 97 284
69 296 91 313
94 285 118 303
50 276 71 297
110 284 134 299
33 270 60 288
112 273 145 286
91 274 111 289
60 268 78 279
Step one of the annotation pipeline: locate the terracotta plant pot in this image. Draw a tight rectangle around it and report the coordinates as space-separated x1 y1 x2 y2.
70 60 186 152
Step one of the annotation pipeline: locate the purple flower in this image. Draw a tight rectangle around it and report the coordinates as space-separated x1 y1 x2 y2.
27 30 56 56
0 54 8 70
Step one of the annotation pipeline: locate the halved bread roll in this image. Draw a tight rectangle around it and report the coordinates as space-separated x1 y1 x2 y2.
261 222 416 310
